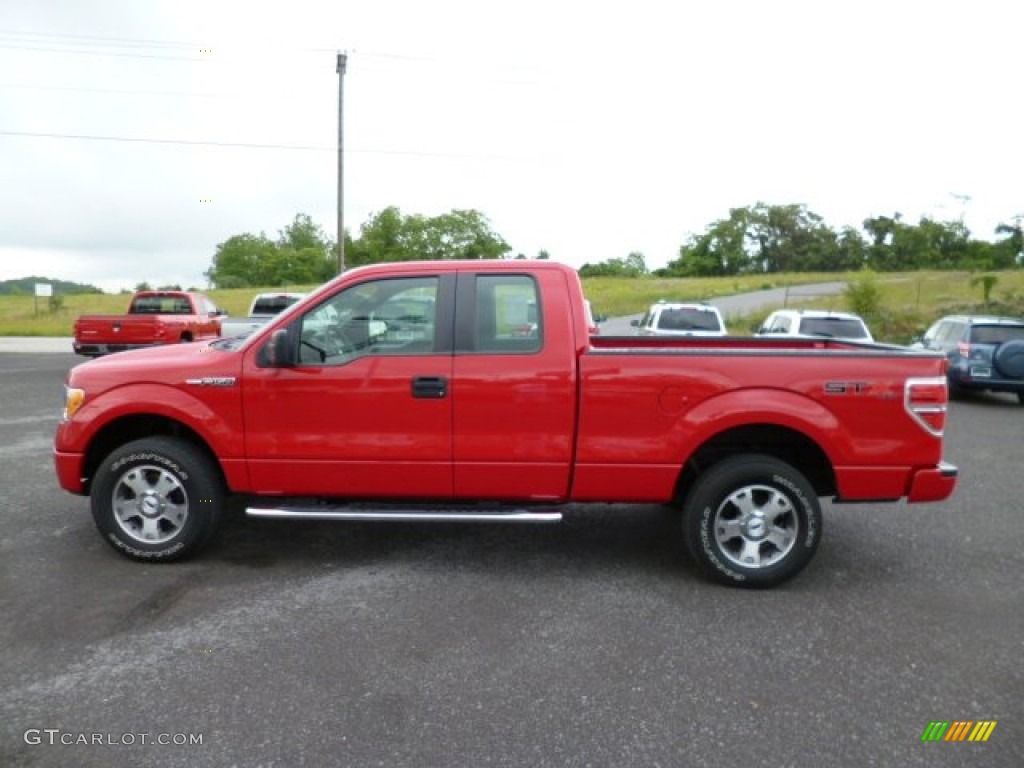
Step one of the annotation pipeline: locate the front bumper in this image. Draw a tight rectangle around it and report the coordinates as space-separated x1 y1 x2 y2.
54 449 87 495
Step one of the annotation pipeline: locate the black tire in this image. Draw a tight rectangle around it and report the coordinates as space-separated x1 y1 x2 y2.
1017 392 1024 405
682 454 821 588
91 436 224 562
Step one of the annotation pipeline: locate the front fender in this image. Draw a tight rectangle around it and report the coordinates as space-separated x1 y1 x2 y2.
56 381 245 461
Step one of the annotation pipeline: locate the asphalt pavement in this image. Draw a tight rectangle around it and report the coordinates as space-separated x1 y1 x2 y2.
1 348 1021 767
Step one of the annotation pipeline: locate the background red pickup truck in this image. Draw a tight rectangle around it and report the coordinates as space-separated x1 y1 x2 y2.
72 290 223 357
55 261 957 587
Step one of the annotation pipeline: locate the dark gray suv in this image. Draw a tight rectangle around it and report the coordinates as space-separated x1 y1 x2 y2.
917 315 1024 403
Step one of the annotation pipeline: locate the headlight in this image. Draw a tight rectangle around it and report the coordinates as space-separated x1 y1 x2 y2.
62 387 85 421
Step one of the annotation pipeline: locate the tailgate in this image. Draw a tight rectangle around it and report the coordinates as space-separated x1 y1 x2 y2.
75 315 161 344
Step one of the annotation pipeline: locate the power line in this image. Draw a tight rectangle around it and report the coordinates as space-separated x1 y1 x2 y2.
0 129 521 159
0 42 204 61
0 29 549 72
0 81 282 100
0 28 197 49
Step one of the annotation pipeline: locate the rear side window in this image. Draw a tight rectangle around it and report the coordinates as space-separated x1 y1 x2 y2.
798 317 868 339
473 275 541 353
656 308 722 332
970 325 1024 344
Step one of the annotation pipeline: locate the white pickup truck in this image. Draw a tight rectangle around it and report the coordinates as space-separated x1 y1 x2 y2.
219 292 306 338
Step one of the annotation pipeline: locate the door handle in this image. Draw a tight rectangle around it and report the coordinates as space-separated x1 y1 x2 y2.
411 376 448 399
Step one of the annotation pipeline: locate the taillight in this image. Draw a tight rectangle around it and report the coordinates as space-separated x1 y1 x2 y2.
905 377 947 436
957 341 970 357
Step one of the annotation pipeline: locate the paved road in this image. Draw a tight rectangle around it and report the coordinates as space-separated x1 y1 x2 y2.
1 351 1022 768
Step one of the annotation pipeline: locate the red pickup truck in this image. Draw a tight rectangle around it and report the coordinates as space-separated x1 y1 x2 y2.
54 261 957 587
73 290 223 357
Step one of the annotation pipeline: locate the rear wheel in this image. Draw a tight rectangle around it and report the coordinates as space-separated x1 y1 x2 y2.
683 455 821 588
91 436 224 561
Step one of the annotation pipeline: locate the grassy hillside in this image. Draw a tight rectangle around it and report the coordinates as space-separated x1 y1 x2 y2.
2 270 1022 344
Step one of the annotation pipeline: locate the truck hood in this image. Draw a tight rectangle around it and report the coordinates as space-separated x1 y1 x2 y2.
68 338 243 391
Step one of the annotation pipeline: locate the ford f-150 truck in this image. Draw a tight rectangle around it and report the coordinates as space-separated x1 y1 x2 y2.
55 261 957 587
73 290 223 357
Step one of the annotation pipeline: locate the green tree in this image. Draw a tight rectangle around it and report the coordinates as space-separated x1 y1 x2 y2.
578 253 648 277
205 233 275 288
665 204 840 276
970 274 998 305
350 207 509 264
843 270 883 324
205 214 337 288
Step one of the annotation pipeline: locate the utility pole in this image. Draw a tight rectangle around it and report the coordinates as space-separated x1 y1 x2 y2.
336 52 348 274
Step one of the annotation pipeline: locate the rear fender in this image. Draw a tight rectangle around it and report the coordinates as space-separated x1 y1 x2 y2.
672 388 843 463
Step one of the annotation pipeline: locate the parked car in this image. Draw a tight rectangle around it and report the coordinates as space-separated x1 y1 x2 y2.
632 301 727 336
220 292 307 338
757 309 874 342
73 290 223 357
915 315 1024 403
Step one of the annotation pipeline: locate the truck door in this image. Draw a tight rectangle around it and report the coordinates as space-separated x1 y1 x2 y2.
242 273 456 497
452 270 577 500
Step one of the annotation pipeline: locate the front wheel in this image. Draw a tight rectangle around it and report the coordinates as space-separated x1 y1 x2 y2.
682 455 821 588
91 436 224 562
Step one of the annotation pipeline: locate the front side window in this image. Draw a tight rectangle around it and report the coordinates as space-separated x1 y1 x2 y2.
297 276 439 365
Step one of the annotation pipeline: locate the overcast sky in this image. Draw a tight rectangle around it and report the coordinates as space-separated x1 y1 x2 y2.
1 0 1021 292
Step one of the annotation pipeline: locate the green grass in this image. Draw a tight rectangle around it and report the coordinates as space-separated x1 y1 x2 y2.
3 271 1022 344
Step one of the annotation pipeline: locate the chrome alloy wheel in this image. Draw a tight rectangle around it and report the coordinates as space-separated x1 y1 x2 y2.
111 464 189 544
712 483 799 569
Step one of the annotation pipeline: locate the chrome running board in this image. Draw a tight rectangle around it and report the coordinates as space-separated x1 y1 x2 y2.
245 506 563 524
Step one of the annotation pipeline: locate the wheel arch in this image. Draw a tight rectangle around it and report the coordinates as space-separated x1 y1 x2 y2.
81 415 224 495
674 422 836 505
